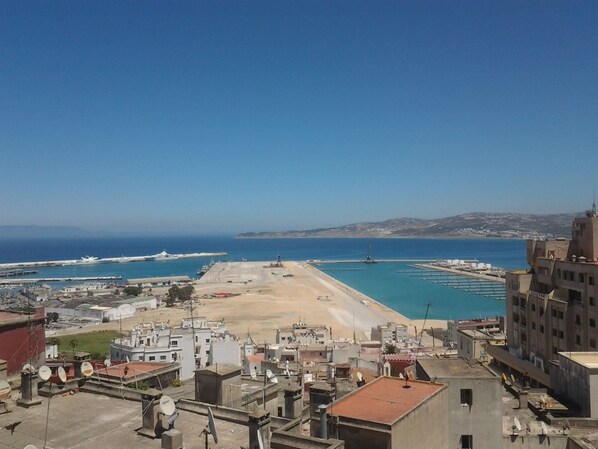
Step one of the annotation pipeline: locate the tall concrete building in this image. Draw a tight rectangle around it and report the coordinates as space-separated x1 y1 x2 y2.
505 203 598 378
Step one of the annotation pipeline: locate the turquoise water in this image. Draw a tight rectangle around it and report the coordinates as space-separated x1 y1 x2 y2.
318 262 506 320
0 237 526 319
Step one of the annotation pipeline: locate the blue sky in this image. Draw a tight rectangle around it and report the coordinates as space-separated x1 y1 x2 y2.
1 1 597 234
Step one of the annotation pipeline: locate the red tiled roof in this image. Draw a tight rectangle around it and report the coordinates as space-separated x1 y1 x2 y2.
328 376 445 425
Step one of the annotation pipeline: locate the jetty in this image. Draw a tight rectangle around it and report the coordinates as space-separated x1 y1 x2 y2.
310 259 442 264
0 251 228 271
0 276 122 285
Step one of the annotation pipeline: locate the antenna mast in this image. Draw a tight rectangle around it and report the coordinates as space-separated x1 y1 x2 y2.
417 302 432 354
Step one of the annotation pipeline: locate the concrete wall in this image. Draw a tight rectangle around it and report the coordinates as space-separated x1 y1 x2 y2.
439 376 502 449
391 386 448 449
502 434 567 449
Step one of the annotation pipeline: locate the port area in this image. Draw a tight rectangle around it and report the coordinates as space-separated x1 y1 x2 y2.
0 276 122 285
411 260 506 283
0 251 228 271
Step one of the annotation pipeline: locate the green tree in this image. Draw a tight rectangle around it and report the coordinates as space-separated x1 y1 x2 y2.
383 342 397 354
70 338 79 358
167 285 180 302
178 285 195 302
124 286 143 296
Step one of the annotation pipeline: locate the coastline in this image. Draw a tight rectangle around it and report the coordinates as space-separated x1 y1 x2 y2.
52 261 445 347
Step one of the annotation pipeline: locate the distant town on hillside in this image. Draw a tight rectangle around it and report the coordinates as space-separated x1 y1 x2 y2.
239 212 578 239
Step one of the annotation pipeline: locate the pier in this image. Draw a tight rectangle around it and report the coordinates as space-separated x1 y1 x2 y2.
0 251 228 271
0 276 123 285
310 259 443 264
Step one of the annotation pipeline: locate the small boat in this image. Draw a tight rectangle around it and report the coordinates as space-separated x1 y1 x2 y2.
80 256 99 264
197 265 209 277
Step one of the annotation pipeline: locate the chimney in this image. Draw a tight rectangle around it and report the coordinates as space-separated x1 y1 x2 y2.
284 386 303 420
318 404 328 439
518 388 529 410
17 369 41 407
248 409 271 449
137 389 164 438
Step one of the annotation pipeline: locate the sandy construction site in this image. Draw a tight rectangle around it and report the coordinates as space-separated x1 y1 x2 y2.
62 261 445 345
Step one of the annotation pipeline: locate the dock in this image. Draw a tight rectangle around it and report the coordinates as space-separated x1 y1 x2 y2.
0 251 228 271
0 276 123 285
310 259 443 264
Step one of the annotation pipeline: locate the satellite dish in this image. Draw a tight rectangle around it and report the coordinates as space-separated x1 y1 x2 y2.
57 366 67 383
126 356 130 363
22 363 33 372
159 395 176 416
207 406 219 444
38 366 51 382
510 374 516 384
514 417 522 432
265 369 274 379
81 361 94 378
356 372 363 382
104 359 111 368
257 428 265 449
540 421 548 435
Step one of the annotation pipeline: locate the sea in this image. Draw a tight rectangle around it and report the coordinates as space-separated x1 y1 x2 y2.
0 237 527 320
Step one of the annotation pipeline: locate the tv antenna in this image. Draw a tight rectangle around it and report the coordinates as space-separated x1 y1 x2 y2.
200 406 219 449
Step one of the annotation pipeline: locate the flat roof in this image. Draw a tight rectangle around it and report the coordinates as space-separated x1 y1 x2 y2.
127 276 191 284
196 363 241 376
101 361 176 380
328 376 445 425
417 358 497 379
559 352 598 369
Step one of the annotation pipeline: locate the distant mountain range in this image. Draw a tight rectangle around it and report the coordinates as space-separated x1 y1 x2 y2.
0 225 98 239
238 213 578 239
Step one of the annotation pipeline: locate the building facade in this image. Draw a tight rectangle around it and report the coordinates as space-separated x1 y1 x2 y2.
0 309 46 377
506 205 598 374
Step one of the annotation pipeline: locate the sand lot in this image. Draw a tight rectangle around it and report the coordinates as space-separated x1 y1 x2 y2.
58 262 445 345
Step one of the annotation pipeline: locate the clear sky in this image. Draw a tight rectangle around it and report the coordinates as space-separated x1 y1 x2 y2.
1 1 597 234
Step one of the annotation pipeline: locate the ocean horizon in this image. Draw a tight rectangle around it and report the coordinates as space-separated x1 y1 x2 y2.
0 236 526 320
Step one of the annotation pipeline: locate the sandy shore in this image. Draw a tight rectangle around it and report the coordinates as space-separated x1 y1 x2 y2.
56 261 446 346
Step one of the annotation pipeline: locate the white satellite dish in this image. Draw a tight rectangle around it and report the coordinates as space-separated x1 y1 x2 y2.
38 366 51 382
207 406 219 444
57 366 67 383
510 374 516 384
540 421 548 435
265 369 278 383
103 359 111 368
81 361 94 378
22 363 33 372
513 417 522 432
159 395 176 416
257 428 265 449
356 371 363 382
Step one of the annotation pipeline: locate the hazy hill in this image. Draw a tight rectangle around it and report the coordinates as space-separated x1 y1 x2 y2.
0 225 96 239
238 213 577 239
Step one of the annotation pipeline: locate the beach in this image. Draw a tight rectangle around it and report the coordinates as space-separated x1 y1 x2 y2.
57 261 445 345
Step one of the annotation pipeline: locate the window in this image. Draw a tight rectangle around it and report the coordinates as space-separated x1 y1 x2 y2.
590 297 595 306
552 329 557 337
540 325 544 333
461 435 473 449
160 355 167 361
540 307 544 316
591 319 596 328
205 339 210 343
580 273 585 283
460 389 473 406
558 331 564 339
576 335 581 345
559 311 564 319
171 340 178 347
532 322 536 330
521 333 527 342
590 276 595 286
149 356 156 361
591 339 596 349
513 313 520 324
557 269 562 279
531 304 536 312
576 315 581 325
552 309 557 318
